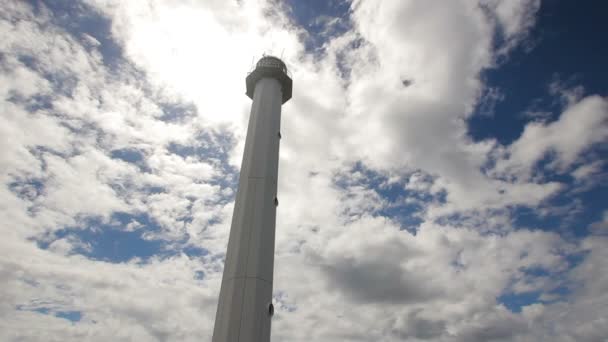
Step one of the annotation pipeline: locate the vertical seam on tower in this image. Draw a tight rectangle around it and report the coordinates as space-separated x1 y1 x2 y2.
237 82 262 342
237 179 257 342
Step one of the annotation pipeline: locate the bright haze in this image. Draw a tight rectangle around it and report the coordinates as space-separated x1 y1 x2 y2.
1 1 607 341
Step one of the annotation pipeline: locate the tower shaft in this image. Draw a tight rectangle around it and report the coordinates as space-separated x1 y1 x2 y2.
212 56 292 342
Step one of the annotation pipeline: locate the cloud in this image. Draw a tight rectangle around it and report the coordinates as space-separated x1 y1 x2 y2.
1 0 607 341
495 94 608 178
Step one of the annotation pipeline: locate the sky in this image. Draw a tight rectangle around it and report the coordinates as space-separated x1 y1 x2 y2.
0 0 607 341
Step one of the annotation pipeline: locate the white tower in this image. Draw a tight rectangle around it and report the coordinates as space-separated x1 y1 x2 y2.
212 56 292 342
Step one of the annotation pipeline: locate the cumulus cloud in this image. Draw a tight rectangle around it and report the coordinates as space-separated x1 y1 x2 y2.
495 95 608 178
1 0 607 341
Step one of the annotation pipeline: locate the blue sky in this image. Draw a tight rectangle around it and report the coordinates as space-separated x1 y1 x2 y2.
469 1 608 143
1 0 607 341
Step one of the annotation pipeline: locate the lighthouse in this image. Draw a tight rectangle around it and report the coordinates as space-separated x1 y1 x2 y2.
212 56 292 342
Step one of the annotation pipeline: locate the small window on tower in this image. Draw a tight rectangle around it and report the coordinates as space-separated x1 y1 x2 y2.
277 131 282 139
274 197 279 207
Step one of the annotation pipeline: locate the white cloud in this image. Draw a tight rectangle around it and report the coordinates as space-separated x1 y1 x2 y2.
572 160 604 181
0 235 220 341
495 95 608 178
1 0 607 341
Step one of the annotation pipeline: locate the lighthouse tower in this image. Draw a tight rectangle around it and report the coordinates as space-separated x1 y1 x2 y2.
212 56 292 342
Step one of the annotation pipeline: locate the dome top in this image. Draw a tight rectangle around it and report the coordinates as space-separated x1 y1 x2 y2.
255 56 287 73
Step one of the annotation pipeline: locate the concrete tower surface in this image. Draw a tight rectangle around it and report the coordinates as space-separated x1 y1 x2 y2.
212 56 292 342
